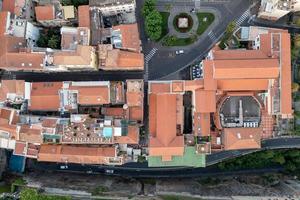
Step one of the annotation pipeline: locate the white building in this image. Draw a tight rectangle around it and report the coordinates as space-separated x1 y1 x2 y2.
258 0 300 21
89 0 136 16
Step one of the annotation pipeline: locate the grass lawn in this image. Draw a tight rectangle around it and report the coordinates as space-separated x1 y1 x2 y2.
160 195 204 200
162 35 197 46
159 12 170 41
196 13 215 35
0 184 11 193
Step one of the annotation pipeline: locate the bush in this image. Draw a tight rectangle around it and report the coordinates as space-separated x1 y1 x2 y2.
142 0 156 16
20 188 71 200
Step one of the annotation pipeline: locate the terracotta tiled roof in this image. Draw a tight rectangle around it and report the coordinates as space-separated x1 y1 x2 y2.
38 145 117 165
280 32 293 117
0 80 25 102
0 36 45 70
212 49 269 60
172 81 184 93
195 89 216 113
213 59 279 79
112 23 141 52
78 5 90 28
100 46 144 70
28 82 62 111
149 82 171 94
70 84 110 105
19 125 43 144
129 106 143 121
149 93 184 160
126 92 143 107
194 112 210 137
223 128 262 150
0 11 9 36
114 125 139 144
2 0 15 14
217 79 270 91
53 45 95 66
35 5 55 21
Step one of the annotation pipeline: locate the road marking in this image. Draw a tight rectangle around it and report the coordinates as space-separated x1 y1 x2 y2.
145 48 158 62
235 9 250 26
208 31 217 41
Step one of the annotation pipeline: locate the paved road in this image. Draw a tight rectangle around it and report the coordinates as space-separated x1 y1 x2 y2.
28 159 283 178
139 0 254 80
24 137 300 178
0 70 144 82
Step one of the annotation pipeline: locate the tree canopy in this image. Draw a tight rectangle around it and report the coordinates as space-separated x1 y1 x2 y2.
145 10 162 41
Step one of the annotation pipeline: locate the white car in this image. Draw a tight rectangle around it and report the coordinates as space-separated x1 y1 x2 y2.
176 50 184 55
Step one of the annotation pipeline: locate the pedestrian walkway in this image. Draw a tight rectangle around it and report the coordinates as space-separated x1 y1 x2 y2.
208 31 217 41
144 48 158 82
235 9 250 26
145 48 158 62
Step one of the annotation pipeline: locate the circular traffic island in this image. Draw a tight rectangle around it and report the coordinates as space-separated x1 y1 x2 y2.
173 13 194 33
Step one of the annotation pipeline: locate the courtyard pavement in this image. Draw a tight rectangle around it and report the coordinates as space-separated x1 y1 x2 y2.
167 8 199 38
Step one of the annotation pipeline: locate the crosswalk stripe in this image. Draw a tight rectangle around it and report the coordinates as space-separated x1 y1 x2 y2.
208 31 217 41
235 9 250 26
145 48 158 62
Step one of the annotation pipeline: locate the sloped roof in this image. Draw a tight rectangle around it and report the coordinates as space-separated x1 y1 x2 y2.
28 82 62 111
78 5 90 28
112 23 141 52
223 128 262 150
149 93 184 161
35 5 55 21
38 145 117 165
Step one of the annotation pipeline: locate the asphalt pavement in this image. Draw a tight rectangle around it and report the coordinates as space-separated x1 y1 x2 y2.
0 70 144 82
139 0 254 80
24 137 300 178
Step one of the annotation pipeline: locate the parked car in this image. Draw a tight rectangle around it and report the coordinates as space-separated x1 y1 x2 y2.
176 50 184 55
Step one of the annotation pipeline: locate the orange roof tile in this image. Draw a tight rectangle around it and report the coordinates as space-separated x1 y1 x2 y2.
212 49 269 60
78 5 90 28
0 11 9 36
195 89 216 113
114 125 139 144
126 92 143 107
213 59 279 79
172 81 184 93
112 23 141 52
35 5 55 21
14 141 26 156
102 107 125 117
70 85 110 105
149 82 171 94
280 32 293 117
129 106 143 121
19 125 43 144
28 82 62 111
38 145 117 165
2 0 15 14
194 113 211 137
184 80 204 91
217 79 269 91
53 45 95 66
149 93 184 159
0 80 25 101
203 60 217 90
0 36 45 70
223 128 261 150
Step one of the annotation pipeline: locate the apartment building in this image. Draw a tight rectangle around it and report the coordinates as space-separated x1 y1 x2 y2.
258 0 300 20
0 79 144 165
89 0 136 16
